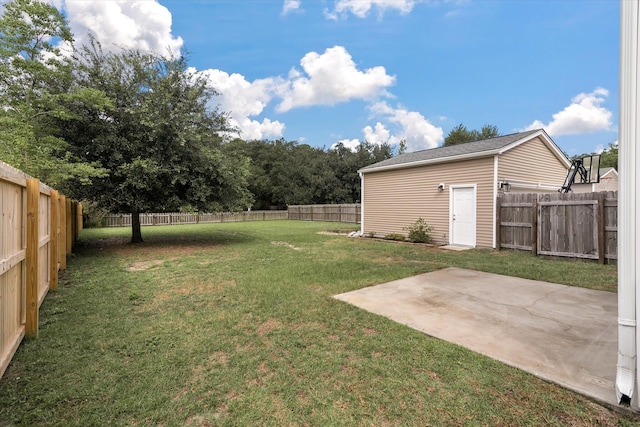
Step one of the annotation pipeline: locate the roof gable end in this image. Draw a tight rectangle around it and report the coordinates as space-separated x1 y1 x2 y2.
359 129 569 173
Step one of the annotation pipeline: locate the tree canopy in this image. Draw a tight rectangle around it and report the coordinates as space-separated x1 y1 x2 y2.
443 124 500 147
59 41 251 242
221 139 393 210
0 0 107 186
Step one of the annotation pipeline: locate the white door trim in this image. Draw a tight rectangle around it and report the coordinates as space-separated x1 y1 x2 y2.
449 184 477 247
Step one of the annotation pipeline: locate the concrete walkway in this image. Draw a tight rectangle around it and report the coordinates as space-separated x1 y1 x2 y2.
334 267 617 406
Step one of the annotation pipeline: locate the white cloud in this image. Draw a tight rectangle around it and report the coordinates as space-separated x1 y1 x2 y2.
59 0 183 56
369 101 443 151
363 122 398 145
191 46 397 141
196 68 285 140
282 0 301 15
277 46 395 112
325 0 417 19
232 117 285 141
331 138 361 151
523 88 613 136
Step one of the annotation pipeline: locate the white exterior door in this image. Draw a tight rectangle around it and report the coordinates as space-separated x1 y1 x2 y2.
450 186 476 247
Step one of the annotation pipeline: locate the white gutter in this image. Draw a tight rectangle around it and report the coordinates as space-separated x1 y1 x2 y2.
359 149 501 174
617 0 639 406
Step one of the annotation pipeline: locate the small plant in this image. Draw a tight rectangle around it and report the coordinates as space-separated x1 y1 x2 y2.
367 231 376 238
384 233 406 241
403 217 434 243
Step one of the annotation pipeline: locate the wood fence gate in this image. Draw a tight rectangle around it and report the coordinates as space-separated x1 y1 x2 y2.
496 191 617 263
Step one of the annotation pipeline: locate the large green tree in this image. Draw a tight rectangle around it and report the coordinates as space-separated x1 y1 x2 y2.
443 124 500 147
0 0 106 186
61 41 251 242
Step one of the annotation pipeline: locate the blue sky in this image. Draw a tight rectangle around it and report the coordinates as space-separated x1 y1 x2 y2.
51 0 619 156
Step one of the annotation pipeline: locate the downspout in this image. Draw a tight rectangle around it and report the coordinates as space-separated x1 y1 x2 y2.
359 171 365 235
616 0 639 406
492 155 499 249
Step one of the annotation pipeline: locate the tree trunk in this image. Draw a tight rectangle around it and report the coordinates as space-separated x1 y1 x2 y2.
131 210 144 243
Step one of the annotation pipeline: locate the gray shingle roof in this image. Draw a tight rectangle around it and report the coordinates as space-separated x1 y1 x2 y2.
359 129 543 173
600 167 616 175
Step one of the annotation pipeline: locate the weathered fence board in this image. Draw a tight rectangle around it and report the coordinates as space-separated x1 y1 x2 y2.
0 161 81 378
497 191 617 263
102 210 288 228
287 204 361 223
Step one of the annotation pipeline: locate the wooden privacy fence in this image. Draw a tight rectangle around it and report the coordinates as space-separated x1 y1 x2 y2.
496 191 617 263
102 210 288 227
288 204 361 223
0 161 82 378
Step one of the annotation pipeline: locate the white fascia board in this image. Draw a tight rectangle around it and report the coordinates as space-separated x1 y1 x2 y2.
358 150 499 174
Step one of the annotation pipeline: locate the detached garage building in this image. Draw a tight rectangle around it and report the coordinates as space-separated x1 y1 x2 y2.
358 129 570 248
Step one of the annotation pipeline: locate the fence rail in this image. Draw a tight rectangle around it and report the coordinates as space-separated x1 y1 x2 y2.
1 161 81 378
496 191 617 263
103 210 288 227
287 204 361 223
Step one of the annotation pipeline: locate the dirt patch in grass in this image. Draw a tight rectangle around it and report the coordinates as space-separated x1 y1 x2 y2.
270 241 301 251
208 351 228 367
127 259 166 271
257 318 282 336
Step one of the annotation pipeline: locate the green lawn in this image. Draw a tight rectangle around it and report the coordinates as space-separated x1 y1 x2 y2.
0 221 633 426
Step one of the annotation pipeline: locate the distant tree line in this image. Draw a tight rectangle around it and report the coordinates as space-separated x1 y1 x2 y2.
222 139 394 210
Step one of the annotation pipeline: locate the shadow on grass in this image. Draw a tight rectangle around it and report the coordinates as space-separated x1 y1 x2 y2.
77 225 256 255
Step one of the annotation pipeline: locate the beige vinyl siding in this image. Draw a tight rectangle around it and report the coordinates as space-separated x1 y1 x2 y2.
596 172 618 191
363 156 495 247
571 172 619 193
498 136 568 192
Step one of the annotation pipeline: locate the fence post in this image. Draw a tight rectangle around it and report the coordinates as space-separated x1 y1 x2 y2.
531 194 538 256
26 178 40 338
49 190 59 291
496 195 502 251
66 198 72 255
597 192 606 264
59 195 67 271
77 203 83 234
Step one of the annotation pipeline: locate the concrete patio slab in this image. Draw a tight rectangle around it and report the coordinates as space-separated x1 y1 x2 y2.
334 267 617 406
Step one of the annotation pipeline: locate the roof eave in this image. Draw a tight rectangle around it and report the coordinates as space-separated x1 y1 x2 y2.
358 149 500 174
